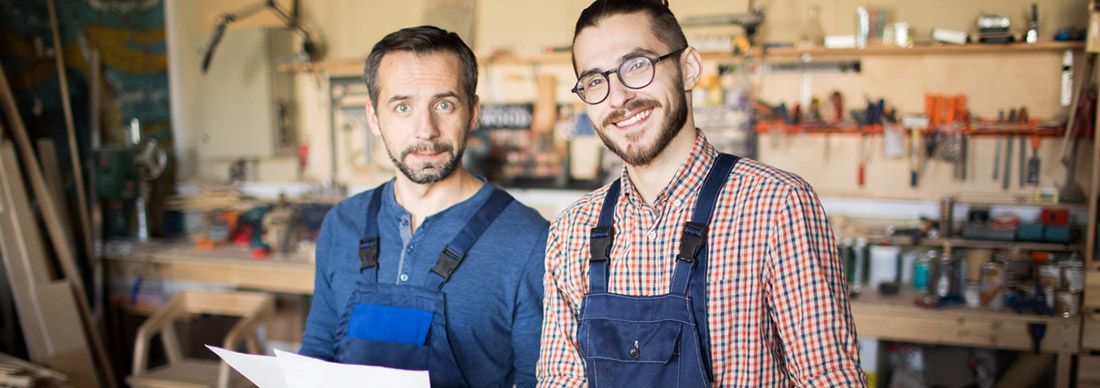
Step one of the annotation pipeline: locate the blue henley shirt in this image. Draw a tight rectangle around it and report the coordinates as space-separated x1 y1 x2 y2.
300 180 549 387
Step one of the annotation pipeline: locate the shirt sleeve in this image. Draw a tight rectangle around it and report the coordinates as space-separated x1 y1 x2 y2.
766 184 867 386
536 222 587 388
512 226 549 388
298 210 340 360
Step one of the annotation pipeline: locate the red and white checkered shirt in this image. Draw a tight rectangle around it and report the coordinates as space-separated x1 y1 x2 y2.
537 130 866 387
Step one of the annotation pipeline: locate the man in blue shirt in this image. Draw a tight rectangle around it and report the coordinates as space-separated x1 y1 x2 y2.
299 26 549 387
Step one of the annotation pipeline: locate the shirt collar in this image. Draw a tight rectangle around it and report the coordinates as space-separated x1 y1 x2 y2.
619 129 717 211
381 176 493 221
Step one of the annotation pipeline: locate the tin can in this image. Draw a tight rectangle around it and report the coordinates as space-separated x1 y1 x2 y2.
979 261 1005 308
1037 264 1061 289
964 281 981 307
913 253 931 291
1054 291 1081 318
1061 260 1085 293
1000 248 1032 289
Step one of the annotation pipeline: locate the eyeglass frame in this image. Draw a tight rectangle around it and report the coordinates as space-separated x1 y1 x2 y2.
570 47 687 105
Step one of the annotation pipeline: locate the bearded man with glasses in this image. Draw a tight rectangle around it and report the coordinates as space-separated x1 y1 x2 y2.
536 1 866 386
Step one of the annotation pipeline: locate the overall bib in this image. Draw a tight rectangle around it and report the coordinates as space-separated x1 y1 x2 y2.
334 185 514 387
577 154 738 388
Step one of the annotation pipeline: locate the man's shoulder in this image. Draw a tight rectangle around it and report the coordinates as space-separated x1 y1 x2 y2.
320 186 384 231
495 189 551 233
728 156 814 193
550 182 614 232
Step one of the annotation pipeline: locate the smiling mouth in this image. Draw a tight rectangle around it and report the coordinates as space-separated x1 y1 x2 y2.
613 108 652 128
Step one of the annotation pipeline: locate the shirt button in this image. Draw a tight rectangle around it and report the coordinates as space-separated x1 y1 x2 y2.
647 230 657 239
400 273 409 282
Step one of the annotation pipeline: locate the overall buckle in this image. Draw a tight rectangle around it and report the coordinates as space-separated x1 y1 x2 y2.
589 226 614 262
431 246 464 281
358 237 379 272
677 222 708 265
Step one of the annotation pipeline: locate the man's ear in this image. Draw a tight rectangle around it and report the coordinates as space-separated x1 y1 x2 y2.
366 99 381 137
468 94 480 134
680 46 703 92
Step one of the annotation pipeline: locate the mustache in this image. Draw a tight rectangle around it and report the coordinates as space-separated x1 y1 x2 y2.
400 142 454 159
602 99 661 127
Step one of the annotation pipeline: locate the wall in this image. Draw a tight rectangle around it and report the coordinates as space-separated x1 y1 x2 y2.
167 0 1093 202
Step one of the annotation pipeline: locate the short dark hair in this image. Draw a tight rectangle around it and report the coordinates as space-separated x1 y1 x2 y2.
363 25 478 109
572 0 688 69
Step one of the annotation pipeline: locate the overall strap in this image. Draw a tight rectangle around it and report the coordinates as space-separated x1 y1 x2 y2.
587 180 621 294
668 153 738 385
426 188 515 290
357 185 386 283
669 153 738 294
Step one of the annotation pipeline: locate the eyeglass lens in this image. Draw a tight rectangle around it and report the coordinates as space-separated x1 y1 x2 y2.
576 56 655 104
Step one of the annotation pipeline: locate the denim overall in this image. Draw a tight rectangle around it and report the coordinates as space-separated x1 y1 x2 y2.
578 154 738 388
334 186 514 387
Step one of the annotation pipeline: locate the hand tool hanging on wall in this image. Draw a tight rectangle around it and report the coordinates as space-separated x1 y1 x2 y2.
993 136 1002 180
1018 106 1029 188
1003 130 1013 190
831 91 843 123
1027 134 1041 186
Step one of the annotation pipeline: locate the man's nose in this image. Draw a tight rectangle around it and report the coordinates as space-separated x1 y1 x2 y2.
605 73 635 108
412 111 440 139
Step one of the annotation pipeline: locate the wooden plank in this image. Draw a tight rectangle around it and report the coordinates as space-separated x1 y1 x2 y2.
1088 272 1100 309
1088 57 1100 267
35 139 68 226
35 281 98 388
46 0 94 266
107 253 314 295
1084 311 1100 350
0 142 52 362
850 289 1080 353
1079 354 1100 387
0 61 117 387
105 242 314 294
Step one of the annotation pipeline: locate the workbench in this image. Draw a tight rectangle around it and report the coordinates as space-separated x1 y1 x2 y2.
105 241 314 295
851 288 1080 387
105 241 1082 386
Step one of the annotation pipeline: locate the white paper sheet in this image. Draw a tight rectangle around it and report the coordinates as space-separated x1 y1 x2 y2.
206 345 430 388
206 346 289 388
274 349 430 388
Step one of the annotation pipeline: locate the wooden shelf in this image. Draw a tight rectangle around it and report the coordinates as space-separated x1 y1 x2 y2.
277 41 1086 75
926 238 1082 252
851 287 1079 353
755 41 1084 59
753 121 1065 137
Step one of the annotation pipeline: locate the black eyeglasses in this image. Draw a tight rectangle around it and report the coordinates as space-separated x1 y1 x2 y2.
571 47 686 105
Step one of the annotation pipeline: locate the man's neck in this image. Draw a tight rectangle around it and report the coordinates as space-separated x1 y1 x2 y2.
392 166 482 231
625 126 697 206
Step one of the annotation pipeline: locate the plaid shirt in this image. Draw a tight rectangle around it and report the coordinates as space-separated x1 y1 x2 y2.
537 131 866 387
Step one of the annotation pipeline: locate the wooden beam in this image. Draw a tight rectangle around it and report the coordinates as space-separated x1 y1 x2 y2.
35 139 68 224
46 0 94 265
0 60 117 387
0 142 52 362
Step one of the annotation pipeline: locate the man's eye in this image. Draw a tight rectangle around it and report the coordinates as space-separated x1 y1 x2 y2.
395 103 410 113
585 77 604 88
626 58 648 72
436 100 454 111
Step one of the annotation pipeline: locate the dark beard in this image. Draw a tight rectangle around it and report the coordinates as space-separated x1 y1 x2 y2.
596 92 688 166
385 140 465 184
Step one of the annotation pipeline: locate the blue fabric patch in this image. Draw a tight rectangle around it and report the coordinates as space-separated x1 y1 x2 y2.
347 304 432 346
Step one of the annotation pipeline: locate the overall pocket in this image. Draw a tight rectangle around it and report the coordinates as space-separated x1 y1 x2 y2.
337 303 433 369
579 319 684 387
